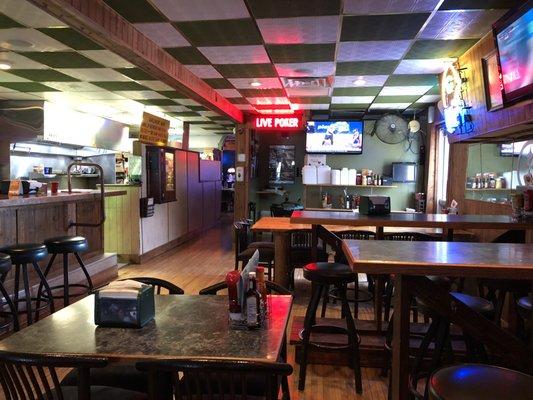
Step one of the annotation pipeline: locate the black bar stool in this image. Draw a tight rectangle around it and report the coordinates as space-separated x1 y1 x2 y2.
0 244 54 325
39 236 92 308
0 254 19 331
428 364 533 399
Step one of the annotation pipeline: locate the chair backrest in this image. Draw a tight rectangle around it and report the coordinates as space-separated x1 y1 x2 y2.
492 230 526 244
233 222 249 258
0 351 107 400
199 280 291 295
316 225 347 264
123 277 185 295
136 358 293 400
335 230 376 240
290 230 313 249
270 205 291 217
384 232 437 241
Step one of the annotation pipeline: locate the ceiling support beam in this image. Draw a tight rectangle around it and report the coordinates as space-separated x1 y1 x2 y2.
27 0 243 123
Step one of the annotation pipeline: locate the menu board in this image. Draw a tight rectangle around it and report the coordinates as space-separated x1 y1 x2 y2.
139 112 170 146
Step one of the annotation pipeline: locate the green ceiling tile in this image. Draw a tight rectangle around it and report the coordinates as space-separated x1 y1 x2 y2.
7 69 80 82
0 82 59 92
0 13 23 28
157 91 185 99
246 0 341 18
289 96 331 104
239 88 285 97
186 121 211 125
330 104 369 110
174 19 262 47
215 64 277 78
202 126 225 130
439 0 522 10
209 116 232 121
103 0 165 23
267 44 335 63
165 47 210 65
386 74 438 86
138 99 178 106
426 85 440 95
405 39 478 59
336 61 398 76
38 28 102 50
204 79 234 89
92 81 148 91
168 111 200 117
187 105 208 111
374 95 420 103
22 52 103 68
332 87 382 96
341 14 430 41
228 97 249 104
115 68 153 80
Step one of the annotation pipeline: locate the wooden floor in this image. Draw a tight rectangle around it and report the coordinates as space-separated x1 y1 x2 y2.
119 215 389 400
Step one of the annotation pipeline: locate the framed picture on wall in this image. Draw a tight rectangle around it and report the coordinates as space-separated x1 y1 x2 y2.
482 51 504 112
269 145 295 184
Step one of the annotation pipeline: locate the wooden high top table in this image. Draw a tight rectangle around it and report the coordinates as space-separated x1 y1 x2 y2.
342 239 533 400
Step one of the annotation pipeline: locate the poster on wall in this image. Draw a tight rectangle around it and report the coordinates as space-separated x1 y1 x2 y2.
139 112 170 146
269 145 295 184
482 52 504 111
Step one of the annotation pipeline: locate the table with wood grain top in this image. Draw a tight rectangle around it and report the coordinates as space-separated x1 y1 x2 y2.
0 295 292 363
342 239 533 400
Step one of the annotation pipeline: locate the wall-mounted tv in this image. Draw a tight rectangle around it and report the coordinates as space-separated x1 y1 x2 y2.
493 1 533 106
500 140 527 156
392 162 417 183
306 120 363 154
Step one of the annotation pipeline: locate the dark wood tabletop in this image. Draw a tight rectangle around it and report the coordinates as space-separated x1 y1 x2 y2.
342 240 533 279
0 295 293 363
291 210 532 230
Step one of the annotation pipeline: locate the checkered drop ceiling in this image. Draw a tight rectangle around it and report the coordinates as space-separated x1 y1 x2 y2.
0 0 522 135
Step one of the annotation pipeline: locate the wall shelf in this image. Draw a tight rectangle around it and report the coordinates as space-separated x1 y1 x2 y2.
465 188 513 191
304 184 397 188
256 189 286 196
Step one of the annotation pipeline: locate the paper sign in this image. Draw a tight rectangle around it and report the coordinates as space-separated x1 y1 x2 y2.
139 112 170 145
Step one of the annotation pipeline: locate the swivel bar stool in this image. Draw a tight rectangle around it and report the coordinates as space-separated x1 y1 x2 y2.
38 236 93 308
0 254 19 331
0 243 54 325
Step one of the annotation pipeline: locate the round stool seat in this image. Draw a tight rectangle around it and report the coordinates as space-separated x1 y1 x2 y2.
303 262 356 284
451 292 494 317
429 364 533 400
44 236 88 254
0 244 48 264
0 254 12 275
518 296 532 321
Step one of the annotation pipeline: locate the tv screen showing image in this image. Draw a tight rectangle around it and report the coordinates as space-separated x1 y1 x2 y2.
500 140 528 156
306 120 363 154
494 2 533 105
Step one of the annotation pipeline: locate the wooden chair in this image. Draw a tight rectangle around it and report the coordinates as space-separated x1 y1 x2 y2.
199 280 291 295
136 358 293 400
0 351 147 400
121 277 185 295
234 222 274 279
288 230 328 290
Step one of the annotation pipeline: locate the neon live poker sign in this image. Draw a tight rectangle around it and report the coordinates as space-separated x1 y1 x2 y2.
252 115 303 131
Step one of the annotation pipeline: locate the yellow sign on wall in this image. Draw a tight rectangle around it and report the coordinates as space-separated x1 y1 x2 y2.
139 112 170 145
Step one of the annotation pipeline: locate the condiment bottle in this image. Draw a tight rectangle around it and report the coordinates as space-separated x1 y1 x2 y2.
256 266 268 313
225 270 242 320
245 272 261 329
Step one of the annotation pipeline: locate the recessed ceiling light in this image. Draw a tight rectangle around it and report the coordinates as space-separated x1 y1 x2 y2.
0 61 12 70
353 78 366 86
250 81 262 87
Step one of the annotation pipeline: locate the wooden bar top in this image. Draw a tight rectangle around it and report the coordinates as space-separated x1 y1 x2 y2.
0 190 126 207
291 210 532 230
343 240 533 279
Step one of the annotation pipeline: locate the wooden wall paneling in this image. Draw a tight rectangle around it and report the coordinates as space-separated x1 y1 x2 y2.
75 200 103 260
187 152 203 232
141 203 169 253
215 180 222 221
234 124 250 221
174 150 189 238
17 203 69 245
202 182 216 230
425 124 438 213
199 160 221 182
0 208 17 247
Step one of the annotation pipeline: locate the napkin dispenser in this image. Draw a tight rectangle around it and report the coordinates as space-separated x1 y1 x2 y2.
359 195 390 215
95 280 155 328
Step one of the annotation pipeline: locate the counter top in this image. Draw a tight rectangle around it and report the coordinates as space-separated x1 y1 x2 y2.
0 190 126 207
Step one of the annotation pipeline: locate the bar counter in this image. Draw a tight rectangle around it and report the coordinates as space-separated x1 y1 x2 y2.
0 189 126 207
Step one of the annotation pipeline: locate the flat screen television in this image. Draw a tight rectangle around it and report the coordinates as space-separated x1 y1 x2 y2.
493 1 533 106
500 140 527 156
392 162 417 183
306 120 363 154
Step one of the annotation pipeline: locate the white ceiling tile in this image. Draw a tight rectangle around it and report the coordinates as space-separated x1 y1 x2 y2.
0 0 67 28
344 0 440 14
380 86 432 96
0 71 30 83
102 100 145 113
331 96 375 104
114 91 166 100
215 89 242 98
0 28 71 52
198 111 220 117
257 16 340 44
31 92 83 102
0 52 47 69
275 62 335 77
57 68 132 82
134 23 190 47
176 98 201 106
338 41 411 61
185 65 223 79
286 87 330 97
41 82 107 92
180 116 209 121
420 10 507 40
292 104 330 110
151 0 250 21
333 75 389 87
417 94 441 103
228 77 281 89
394 59 455 74
247 97 290 105
77 91 129 100
78 50 135 68
199 46 269 64
136 80 175 91
159 105 192 112
369 103 411 110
